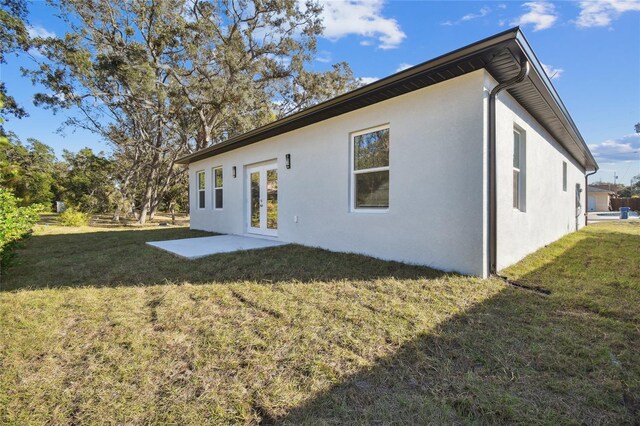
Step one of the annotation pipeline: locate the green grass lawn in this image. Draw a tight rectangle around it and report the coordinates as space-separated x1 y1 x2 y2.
0 222 638 424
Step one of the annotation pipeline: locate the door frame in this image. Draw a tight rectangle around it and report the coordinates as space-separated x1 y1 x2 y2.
245 161 278 237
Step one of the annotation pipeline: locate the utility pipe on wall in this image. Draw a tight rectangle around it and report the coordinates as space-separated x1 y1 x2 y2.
584 170 597 226
488 58 530 275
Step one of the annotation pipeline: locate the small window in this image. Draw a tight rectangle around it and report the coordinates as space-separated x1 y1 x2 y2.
513 128 526 211
351 126 389 210
213 167 223 209
562 161 567 192
197 170 206 209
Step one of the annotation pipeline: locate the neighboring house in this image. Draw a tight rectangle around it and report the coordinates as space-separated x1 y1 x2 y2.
587 186 613 212
177 28 598 278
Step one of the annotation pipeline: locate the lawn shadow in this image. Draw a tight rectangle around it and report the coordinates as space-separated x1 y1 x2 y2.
272 229 640 424
275 289 638 424
2 225 639 423
2 227 444 291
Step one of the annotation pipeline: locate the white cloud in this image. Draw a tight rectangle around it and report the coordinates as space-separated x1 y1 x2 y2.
25 25 56 58
316 50 332 63
498 3 508 9
541 63 564 80
588 133 640 162
395 63 413 72
27 48 43 58
441 6 491 26
576 0 640 28
461 6 491 21
359 40 373 46
27 25 56 39
266 53 292 67
358 76 380 85
318 0 406 49
511 2 558 31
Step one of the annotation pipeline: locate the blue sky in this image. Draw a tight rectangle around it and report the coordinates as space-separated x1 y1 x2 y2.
2 0 639 183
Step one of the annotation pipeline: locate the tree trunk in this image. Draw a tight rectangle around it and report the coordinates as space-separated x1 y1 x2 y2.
149 177 161 220
112 203 121 222
138 174 155 225
197 110 212 150
114 168 134 222
149 203 158 221
137 129 163 225
138 185 153 225
149 156 182 222
149 180 167 220
138 206 148 224
128 203 137 220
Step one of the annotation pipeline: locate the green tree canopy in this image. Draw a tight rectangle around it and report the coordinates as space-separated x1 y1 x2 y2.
28 0 358 223
62 148 116 213
0 132 61 207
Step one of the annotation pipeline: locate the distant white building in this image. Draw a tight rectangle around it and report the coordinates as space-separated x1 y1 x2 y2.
587 186 613 212
177 28 598 277
55 201 66 213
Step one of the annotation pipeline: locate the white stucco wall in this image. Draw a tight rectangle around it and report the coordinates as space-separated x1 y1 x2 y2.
189 70 487 276
487 73 587 271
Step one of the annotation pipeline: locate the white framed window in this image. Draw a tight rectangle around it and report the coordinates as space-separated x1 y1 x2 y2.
562 161 567 192
196 170 206 209
351 125 390 211
513 128 526 211
213 166 223 209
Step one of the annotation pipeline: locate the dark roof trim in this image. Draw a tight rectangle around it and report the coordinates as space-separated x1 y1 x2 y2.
177 27 597 171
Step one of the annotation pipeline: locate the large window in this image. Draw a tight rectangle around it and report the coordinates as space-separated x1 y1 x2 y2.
351 126 389 210
213 167 223 209
197 170 206 209
513 128 526 211
562 161 567 192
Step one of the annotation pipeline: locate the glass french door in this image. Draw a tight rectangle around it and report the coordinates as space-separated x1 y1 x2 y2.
247 163 278 236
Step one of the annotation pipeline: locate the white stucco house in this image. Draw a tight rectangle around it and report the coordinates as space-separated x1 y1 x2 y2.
176 28 598 278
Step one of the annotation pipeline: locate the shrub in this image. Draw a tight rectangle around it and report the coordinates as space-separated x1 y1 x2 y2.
0 188 43 275
58 209 90 226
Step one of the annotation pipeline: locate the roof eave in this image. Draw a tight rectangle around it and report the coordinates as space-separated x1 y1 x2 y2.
176 27 598 172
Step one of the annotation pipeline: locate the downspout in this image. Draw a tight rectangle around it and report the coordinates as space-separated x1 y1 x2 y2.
488 59 530 275
584 170 597 226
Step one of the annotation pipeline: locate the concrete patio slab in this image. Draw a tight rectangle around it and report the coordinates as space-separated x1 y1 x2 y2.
147 234 287 259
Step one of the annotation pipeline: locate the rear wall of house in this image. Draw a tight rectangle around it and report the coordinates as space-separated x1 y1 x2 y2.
488 72 587 271
188 70 487 276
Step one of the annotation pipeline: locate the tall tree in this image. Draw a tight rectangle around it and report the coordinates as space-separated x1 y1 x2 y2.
28 0 358 223
0 0 29 62
0 0 29 138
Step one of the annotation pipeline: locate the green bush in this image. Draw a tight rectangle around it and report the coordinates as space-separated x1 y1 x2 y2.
58 209 90 226
0 188 43 274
